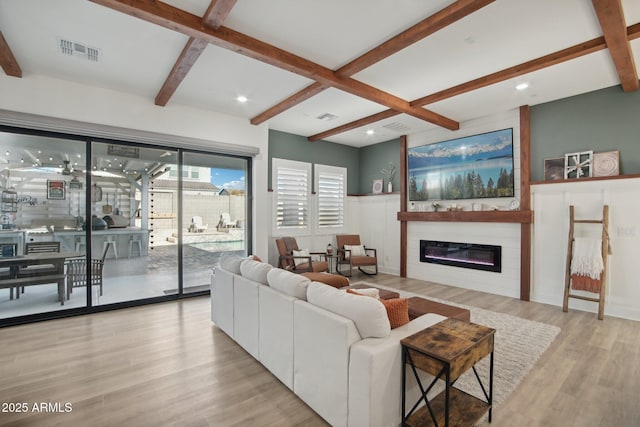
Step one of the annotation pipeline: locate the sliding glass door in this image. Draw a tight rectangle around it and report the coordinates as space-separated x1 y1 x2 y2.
181 152 249 293
0 127 251 326
89 141 179 305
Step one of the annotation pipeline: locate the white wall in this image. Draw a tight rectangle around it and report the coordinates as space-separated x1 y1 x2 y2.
350 194 401 276
531 178 640 321
0 74 269 257
402 110 522 298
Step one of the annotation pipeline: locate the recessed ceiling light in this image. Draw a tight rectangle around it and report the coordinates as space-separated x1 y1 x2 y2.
366 130 375 135
516 82 529 91
237 95 248 103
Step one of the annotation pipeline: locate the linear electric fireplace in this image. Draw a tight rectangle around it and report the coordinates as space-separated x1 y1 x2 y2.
420 240 502 273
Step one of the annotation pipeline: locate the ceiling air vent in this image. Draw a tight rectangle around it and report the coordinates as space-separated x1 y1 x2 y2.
58 38 100 62
382 122 411 133
316 113 339 121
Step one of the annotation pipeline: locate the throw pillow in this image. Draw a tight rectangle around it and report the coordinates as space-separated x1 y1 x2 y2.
345 288 380 298
247 254 263 262
292 249 310 266
379 298 410 329
344 244 365 259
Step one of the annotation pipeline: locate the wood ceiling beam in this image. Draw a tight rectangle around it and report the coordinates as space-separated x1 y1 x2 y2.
311 32 617 141
591 0 638 91
251 0 494 125
0 31 22 78
90 0 458 130
155 0 237 106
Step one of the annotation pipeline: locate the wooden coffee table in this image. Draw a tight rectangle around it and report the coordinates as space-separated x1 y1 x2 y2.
401 318 495 427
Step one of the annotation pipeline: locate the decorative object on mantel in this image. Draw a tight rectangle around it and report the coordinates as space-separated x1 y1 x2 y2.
510 199 520 211
372 179 383 194
564 150 593 179
447 204 464 212
543 157 564 180
380 161 396 192
431 202 441 212
592 150 620 177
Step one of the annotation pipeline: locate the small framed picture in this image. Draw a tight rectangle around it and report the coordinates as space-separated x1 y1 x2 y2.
564 150 593 179
593 150 620 177
372 179 383 194
544 157 565 180
47 180 66 200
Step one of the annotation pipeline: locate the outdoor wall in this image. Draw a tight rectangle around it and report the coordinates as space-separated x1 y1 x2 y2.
268 129 360 194
0 74 269 257
530 85 640 181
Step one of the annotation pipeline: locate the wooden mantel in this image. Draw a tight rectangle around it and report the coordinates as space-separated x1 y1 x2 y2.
397 210 533 223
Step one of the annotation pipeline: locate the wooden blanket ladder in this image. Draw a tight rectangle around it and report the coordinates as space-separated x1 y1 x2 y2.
563 205 610 320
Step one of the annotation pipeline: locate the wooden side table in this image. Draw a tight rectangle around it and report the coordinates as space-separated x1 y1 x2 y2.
401 318 495 427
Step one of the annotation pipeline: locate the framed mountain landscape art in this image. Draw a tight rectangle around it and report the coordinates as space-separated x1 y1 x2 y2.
408 128 514 201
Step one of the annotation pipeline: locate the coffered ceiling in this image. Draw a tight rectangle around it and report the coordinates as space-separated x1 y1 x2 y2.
0 0 639 147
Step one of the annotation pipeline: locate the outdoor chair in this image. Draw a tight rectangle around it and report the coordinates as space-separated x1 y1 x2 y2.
66 242 110 299
275 237 328 273
335 234 378 277
189 216 208 233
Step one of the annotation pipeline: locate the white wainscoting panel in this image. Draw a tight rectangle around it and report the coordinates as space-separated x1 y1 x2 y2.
531 178 640 321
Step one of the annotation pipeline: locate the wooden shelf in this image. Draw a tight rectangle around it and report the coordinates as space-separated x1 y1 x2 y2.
531 173 640 186
405 388 490 427
397 210 533 224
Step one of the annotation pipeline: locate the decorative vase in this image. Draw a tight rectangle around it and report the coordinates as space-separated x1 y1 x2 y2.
327 243 333 255
387 182 393 193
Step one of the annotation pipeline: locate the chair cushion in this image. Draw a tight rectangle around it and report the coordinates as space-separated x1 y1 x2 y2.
268 268 311 300
307 281 390 338
344 244 365 259
292 249 310 266
350 255 377 266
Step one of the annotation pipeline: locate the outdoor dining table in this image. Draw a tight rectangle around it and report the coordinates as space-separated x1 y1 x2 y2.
0 252 82 305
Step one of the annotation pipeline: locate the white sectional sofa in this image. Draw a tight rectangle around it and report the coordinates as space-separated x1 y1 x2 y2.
211 255 445 427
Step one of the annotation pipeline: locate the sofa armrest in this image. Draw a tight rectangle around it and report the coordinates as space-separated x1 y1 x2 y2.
348 313 446 427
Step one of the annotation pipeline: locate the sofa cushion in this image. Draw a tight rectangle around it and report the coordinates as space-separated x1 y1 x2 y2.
379 298 410 329
267 268 311 300
240 259 272 284
219 253 244 274
307 281 390 338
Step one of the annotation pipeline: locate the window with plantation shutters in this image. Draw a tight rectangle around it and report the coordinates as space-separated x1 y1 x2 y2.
315 164 346 232
273 159 310 232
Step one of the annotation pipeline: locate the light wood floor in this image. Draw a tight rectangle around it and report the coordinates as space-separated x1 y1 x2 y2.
0 272 638 427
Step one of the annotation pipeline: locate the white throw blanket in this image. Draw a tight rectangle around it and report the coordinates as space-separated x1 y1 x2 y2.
570 238 604 279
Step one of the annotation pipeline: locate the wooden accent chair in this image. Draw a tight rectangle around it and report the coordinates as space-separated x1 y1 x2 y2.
335 234 378 277
275 237 328 273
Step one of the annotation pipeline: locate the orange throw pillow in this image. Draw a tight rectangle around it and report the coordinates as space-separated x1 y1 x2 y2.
379 298 409 329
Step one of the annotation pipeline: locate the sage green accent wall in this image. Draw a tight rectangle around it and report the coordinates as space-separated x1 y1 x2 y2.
359 138 401 194
531 85 640 181
268 130 360 194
